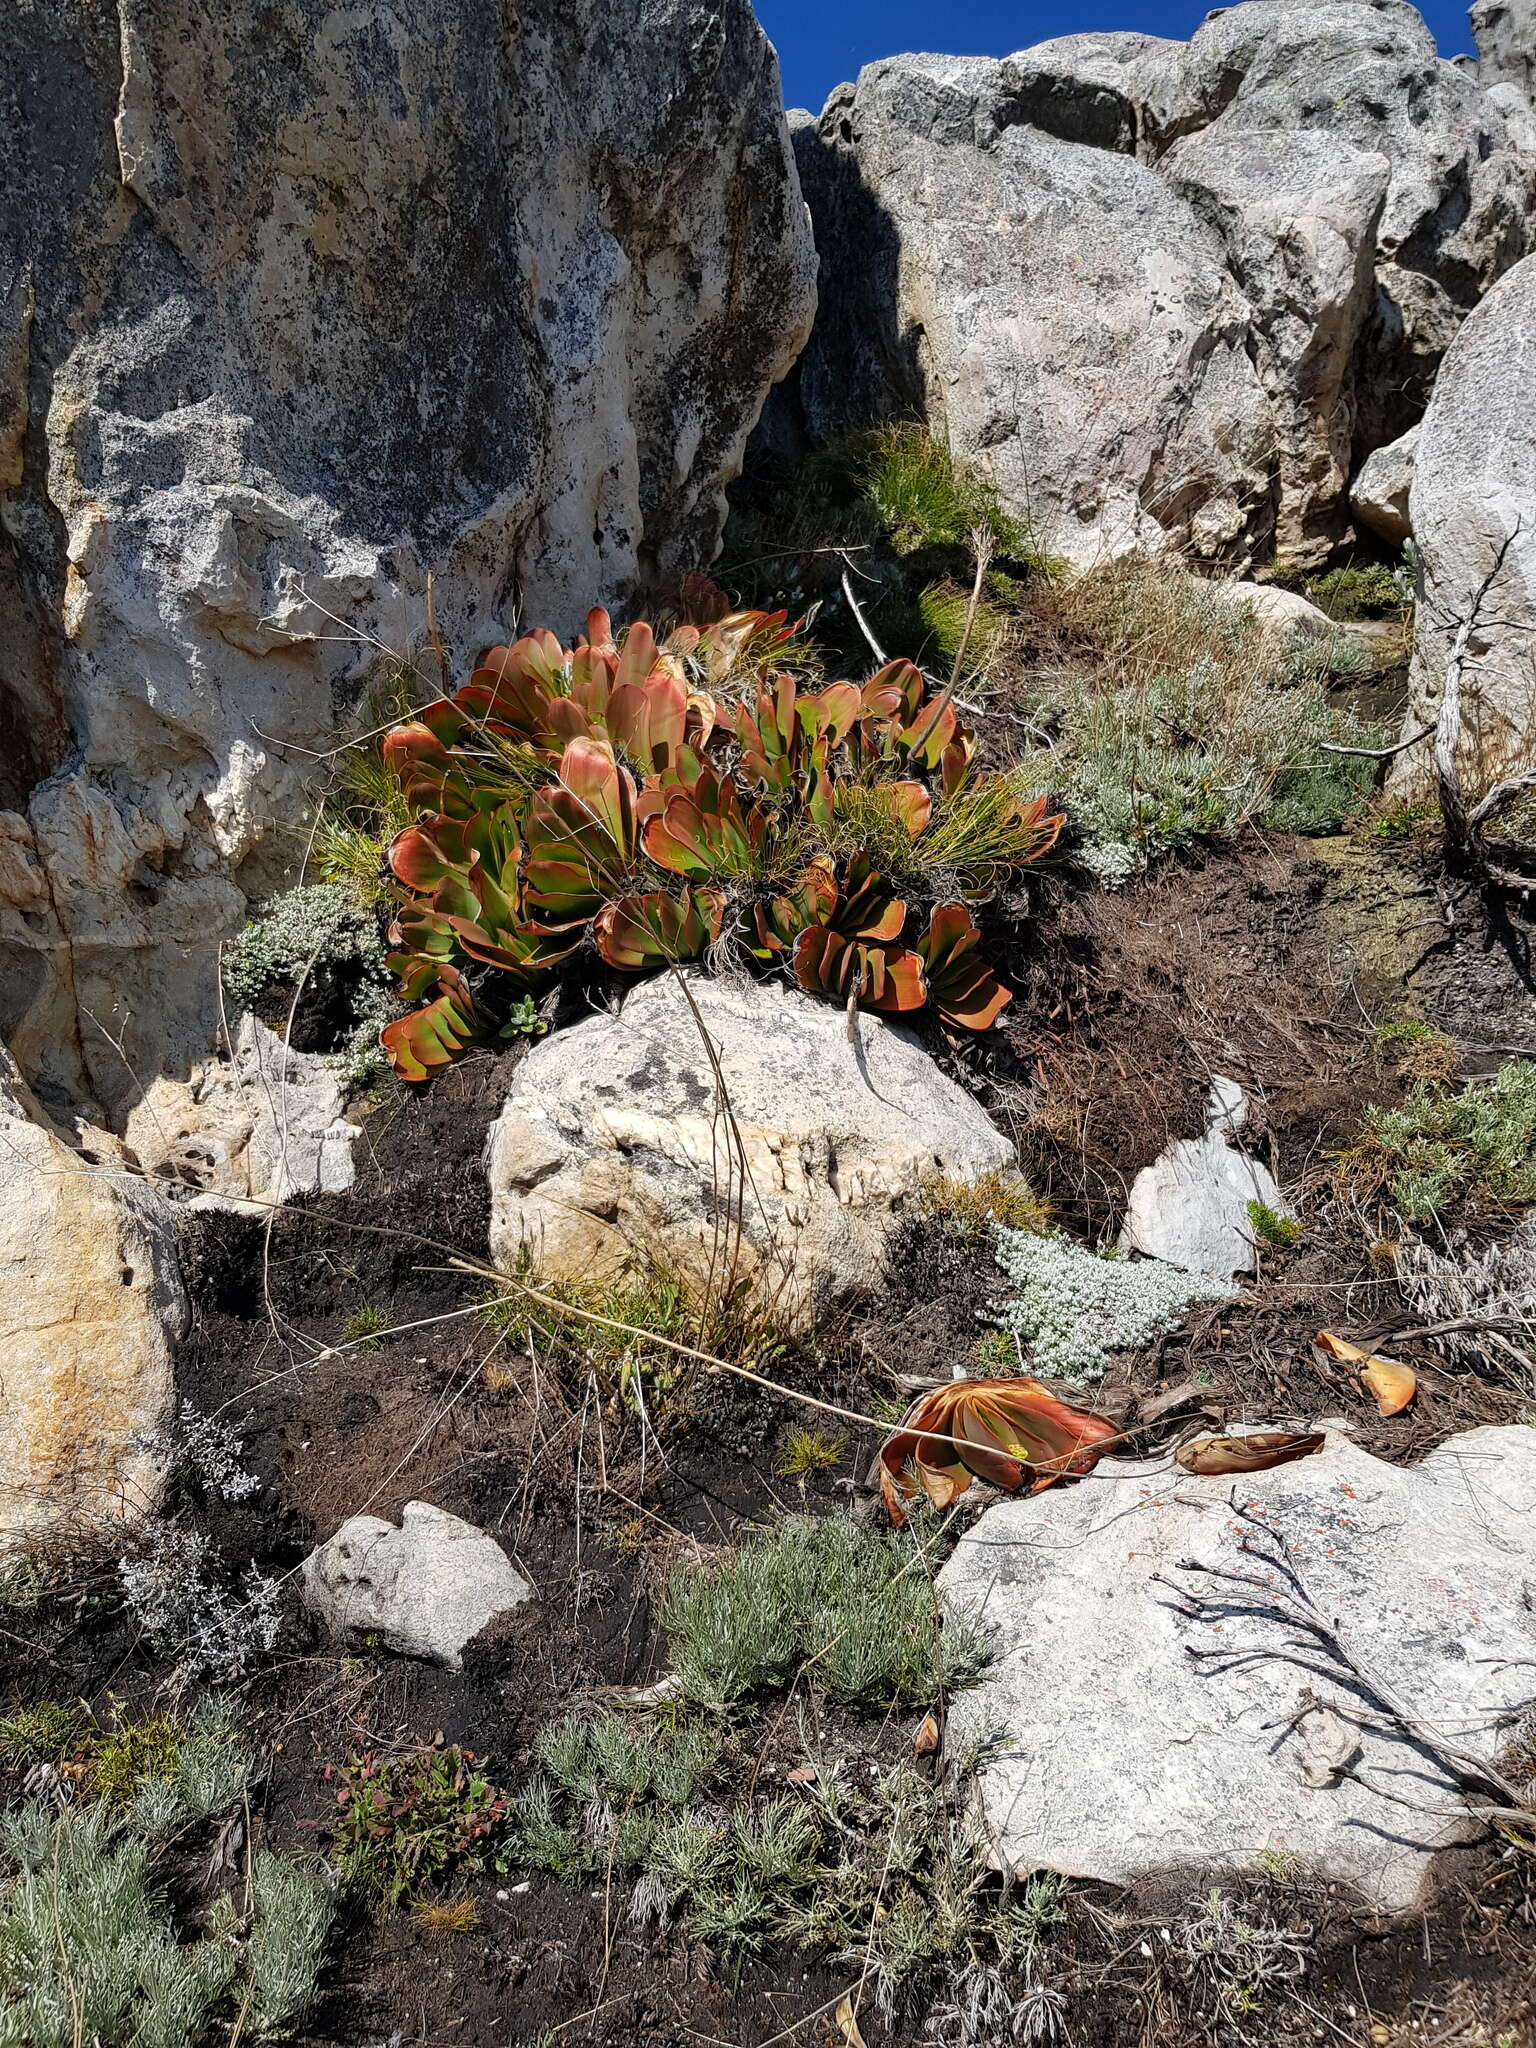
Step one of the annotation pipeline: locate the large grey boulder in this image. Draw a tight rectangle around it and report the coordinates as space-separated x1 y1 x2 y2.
0 1044 182 1543
1401 253 1536 791
486 970 1015 1328
1351 423 1418 546
784 0 1535 573
302 1502 533 1669
938 1425 1536 1913
0 0 815 1115
1164 0 1536 450
793 56 1274 570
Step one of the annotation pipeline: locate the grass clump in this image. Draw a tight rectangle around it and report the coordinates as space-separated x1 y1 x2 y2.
855 425 1026 558
482 1250 783 1422
659 1514 991 1712
1178 1886 1311 2017
1341 1061 1536 1223
1031 559 1385 882
341 1304 389 1347
776 1428 844 1480
988 1228 1234 1380
917 1168 1050 1241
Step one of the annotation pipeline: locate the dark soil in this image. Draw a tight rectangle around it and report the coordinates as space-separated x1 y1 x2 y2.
5 834 1536 2048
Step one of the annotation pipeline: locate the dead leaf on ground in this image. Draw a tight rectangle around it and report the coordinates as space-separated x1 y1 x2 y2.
833 1993 868 2048
1314 1330 1417 1416
1174 1431 1325 1475
913 1712 940 1756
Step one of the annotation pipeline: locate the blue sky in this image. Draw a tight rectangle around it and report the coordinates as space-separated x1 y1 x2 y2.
758 0 1476 113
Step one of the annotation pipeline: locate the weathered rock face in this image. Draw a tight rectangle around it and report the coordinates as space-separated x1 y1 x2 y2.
0 1045 183 1542
1169 0 1533 450
1351 423 1418 546
1164 128 1388 565
485 971 1015 1328
1403 252 1536 788
938 1426 1536 1914
1473 0 1536 105
128 1014 361 1210
1119 1077 1295 1278
782 0 1535 572
792 55 1275 570
302 1502 534 1669
0 0 815 1116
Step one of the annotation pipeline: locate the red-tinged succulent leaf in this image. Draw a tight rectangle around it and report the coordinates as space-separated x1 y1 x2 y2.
607 670 688 774
583 608 617 654
593 887 724 971
736 674 803 792
1174 1431 1326 1476
1009 794 1067 864
380 988 479 1081
879 1378 1117 1525
915 902 1012 1031
940 735 975 798
802 681 862 747
549 738 636 855
642 769 771 879
792 927 926 1013
835 851 907 942
949 1405 1027 1492
613 620 661 694
752 857 840 958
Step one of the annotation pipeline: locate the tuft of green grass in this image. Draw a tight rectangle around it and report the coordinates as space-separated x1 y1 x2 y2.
481 1249 784 1420
1339 1060 1536 1223
916 1167 1050 1241
916 577 1018 680
776 1428 844 1480
855 425 1027 559
659 1514 992 1712
1245 1200 1301 1249
0 1700 81 1769
341 1304 390 1347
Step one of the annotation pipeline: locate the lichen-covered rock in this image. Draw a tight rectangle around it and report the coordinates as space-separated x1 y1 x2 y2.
1402 252 1536 789
0 0 815 1113
302 1502 533 1669
0 1044 183 1542
485 971 1015 1328
938 1425 1536 1914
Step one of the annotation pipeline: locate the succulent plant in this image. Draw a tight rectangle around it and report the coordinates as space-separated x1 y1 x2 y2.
377 597 1062 1077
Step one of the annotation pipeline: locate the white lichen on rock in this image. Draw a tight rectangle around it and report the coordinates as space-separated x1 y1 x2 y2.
988 1229 1234 1380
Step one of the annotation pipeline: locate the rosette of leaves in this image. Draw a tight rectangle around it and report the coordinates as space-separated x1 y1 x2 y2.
378 609 1063 1078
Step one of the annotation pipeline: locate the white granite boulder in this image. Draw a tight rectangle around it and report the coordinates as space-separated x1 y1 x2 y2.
302 1502 533 1670
938 1425 1536 1914
1119 1077 1295 1279
486 970 1015 1329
